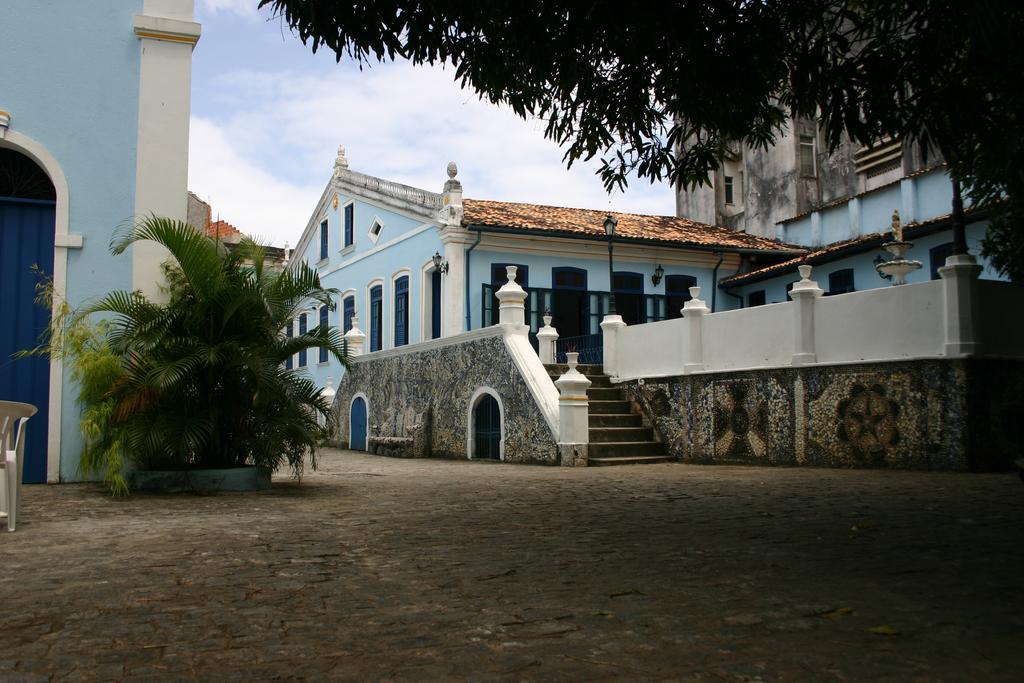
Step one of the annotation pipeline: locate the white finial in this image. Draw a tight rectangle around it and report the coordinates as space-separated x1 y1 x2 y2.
505 265 518 283
444 161 462 193
798 264 812 281
335 145 349 170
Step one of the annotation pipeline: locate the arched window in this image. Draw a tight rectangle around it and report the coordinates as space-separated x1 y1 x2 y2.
319 304 329 363
394 275 409 346
343 295 355 333
665 274 696 319
827 269 855 295
285 320 293 369
930 242 955 280
319 219 329 260
369 284 383 351
613 272 645 325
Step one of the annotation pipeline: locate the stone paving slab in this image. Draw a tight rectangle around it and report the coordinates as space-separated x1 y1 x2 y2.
2 450 1023 681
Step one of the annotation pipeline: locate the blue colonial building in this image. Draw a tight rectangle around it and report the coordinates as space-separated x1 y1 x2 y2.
287 148 804 389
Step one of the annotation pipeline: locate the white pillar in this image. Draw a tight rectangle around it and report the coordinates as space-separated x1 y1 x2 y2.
132 4 201 299
939 254 983 356
438 161 467 336
555 352 591 464
682 286 708 374
600 314 626 376
790 264 823 366
495 265 527 333
536 314 559 364
344 315 366 356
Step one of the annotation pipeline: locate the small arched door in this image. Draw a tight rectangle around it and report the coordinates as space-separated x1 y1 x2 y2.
473 394 501 460
0 148 56 484
350 397 367 451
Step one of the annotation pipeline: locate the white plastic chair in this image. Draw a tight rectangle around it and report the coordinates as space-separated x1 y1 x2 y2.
0 400 37 532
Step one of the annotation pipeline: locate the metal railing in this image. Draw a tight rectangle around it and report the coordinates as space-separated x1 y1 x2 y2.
555 334 603 364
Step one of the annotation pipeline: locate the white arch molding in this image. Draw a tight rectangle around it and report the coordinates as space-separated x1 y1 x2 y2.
0 129 81 483
349 392 369 450
466 386 505 461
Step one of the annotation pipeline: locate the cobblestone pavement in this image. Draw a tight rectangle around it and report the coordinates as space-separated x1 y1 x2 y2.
2 450 1023 682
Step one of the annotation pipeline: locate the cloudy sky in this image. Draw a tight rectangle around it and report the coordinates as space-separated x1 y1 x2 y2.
188 0 676 246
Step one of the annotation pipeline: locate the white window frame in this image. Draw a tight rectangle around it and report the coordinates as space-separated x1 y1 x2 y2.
367 215 385 245
467 386 505 461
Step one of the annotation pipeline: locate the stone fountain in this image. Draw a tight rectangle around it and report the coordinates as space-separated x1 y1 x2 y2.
875 210 922 285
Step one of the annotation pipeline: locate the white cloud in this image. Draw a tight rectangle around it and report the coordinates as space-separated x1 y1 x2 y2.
188 61 676 246
197 0 262 19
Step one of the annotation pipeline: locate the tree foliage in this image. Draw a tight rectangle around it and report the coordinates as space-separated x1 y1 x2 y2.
26 217 347 493
259 0 1024 278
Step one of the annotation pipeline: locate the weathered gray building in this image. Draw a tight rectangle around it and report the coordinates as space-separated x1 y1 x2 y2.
677 118 936 238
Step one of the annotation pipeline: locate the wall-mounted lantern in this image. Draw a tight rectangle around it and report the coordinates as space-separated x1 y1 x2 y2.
651 264 665 286
432 251 449 275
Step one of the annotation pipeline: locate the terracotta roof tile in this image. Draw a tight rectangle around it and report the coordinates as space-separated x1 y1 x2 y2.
206 219 245 241
461 199 803 254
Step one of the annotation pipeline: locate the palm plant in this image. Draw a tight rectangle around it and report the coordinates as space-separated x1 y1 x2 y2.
62 216 347 490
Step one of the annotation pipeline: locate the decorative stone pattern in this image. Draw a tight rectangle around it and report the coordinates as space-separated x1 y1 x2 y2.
332 334 558 463
622 359 1024 471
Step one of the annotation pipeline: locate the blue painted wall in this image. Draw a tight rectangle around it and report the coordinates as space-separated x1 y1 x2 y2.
293 194 443 389
2 0 144 480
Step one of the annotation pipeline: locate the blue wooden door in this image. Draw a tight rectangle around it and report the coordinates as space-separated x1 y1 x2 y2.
0 197 55 484
350 397 367 450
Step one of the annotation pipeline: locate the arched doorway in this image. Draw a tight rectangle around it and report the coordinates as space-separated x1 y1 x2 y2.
349 396 367 451
472 393 502 460
0 148 56 483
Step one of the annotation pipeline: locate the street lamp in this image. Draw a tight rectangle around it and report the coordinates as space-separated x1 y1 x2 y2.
604 214 618 314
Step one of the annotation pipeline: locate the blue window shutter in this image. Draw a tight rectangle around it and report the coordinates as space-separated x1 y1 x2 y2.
344 204 354 247
343 296 355 333
319 305 329 363
285 320 293 369
298 313 307 366
319 220 328 260
394 276 409 347
370 285 382 351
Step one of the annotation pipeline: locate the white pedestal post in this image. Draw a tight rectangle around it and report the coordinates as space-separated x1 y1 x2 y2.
495 265 528 335
555 352 591 466
790 264 823 366
600 314 626 376
682 286 708 374
536 315 559 364
343 315 366 356
939 254 983 356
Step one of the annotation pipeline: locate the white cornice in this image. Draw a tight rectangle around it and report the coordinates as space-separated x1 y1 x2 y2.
133 14 202 46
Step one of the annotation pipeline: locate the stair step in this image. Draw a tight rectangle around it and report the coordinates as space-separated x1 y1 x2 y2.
589 400 633 415
588 455 677 466
588 426 654 443
588 441 666 458
589 413 642 428
586 386 624 401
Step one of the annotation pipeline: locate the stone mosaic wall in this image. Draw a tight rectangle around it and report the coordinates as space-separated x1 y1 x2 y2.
331 333 558 463
621 359 1023 471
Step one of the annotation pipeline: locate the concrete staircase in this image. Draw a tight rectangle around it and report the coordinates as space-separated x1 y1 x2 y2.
545 363 673 466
